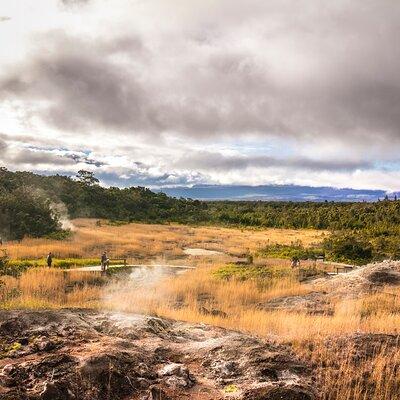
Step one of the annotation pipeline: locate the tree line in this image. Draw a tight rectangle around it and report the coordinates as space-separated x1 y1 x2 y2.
1 168 400 263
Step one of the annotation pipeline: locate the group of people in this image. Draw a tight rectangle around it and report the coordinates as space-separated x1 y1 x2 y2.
45 251 110 272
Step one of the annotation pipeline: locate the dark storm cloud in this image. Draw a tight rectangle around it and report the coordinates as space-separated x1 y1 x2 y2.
1 1 400 147
0 132 62 148
0 142 74 167
0 35 149 132
176 151 372 173
0 42 294 137
10 149 73 166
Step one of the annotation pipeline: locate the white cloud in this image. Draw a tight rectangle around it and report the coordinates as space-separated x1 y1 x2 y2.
0 0 400 190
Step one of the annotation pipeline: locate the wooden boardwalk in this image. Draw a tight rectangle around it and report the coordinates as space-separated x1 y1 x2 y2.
68 264 195 272
323 261 356 275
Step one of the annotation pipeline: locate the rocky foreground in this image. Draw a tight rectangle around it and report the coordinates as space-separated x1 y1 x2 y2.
0 310 316 400
262 260 400 314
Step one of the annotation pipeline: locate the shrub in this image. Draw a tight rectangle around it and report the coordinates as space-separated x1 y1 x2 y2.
323 232 373 265
0 250 26 277
258 243 324 260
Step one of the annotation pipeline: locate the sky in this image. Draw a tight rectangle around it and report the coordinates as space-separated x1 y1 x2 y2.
0 0 400 190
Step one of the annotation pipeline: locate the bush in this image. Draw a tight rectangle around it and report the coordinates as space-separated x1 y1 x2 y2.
44 230 72 240
258 243 324 260
0 250 26 277
323 232 373 265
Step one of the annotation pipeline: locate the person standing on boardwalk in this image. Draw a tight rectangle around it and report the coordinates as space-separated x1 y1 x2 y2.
46 252 53 267
101 251 109 273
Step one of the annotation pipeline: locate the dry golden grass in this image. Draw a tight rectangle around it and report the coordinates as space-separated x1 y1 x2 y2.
1 215 399 399
1 264 400 399
4 218 325 260
127 269 400 400
0 268 104 309
103 264 310 319
3 264 400 340
299 339 400 400
100 265 400 341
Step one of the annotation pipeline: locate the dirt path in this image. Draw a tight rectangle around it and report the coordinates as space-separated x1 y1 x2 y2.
183 248 225 256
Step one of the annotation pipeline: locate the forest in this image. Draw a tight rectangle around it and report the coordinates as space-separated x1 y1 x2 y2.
1 167 399 263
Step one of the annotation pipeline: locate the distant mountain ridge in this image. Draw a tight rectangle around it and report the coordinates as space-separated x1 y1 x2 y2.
157 184 395 202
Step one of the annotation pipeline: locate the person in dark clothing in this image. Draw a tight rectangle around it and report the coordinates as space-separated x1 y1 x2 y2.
46 252 53 267
291 256 300 268
101 252 109 273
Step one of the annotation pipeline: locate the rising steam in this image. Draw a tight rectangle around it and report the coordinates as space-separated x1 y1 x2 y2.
50 202 75 231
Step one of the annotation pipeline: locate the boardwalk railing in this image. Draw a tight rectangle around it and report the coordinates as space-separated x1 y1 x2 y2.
109 258 127 266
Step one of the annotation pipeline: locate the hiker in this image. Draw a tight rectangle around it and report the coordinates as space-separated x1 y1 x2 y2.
101 251 109 272
46 252 53 267
291 256 300 268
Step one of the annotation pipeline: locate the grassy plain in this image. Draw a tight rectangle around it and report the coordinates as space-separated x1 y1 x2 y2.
1 263 400 399
4 218 325 261
1 220 400 399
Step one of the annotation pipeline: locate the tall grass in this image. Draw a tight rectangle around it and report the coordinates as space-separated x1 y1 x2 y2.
4 218 325 260
104 265 400 341
300 339 400 400
4 264 400 339
2 260 400 399
0 268 104 309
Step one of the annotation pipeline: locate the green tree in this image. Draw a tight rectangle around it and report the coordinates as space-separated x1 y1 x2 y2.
76 170 99 186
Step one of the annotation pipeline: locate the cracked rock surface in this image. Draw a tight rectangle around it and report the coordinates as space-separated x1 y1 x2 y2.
0 309 315 400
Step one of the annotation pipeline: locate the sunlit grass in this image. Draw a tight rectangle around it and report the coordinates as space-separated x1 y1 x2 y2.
4 218 325 260
0 268 104 309
2 228 400 400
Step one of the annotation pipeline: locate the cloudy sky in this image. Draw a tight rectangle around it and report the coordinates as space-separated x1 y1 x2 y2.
0 0 399 190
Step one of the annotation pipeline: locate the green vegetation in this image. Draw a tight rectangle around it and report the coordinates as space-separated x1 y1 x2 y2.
322 230 400 265
259 230 400 266
44 230 73 240
0 251 23 277
322 232 373 265
0 168 208 240
214 263 293 281
2 168 400 264
0 174 61 240
214 262 326 284
0 342 22 359
7 258 124 270
258 243 324 260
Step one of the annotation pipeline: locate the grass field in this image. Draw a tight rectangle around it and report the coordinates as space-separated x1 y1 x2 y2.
4 218 325 261
1 220 399 399
1 263 400 399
